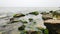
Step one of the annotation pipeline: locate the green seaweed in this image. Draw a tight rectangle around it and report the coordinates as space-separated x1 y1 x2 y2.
18 25 25 31
20 20 28 24
28 18 33 22
29 11 39 15
13 14 25 18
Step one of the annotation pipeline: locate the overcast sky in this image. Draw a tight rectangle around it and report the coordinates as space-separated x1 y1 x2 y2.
0 0 60 7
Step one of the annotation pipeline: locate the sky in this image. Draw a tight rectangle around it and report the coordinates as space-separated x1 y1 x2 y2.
0 0 60 7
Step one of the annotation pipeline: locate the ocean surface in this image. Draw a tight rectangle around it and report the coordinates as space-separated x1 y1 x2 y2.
0 7 60 14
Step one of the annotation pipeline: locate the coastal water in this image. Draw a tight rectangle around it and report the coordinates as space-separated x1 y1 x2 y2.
0 7 60 34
